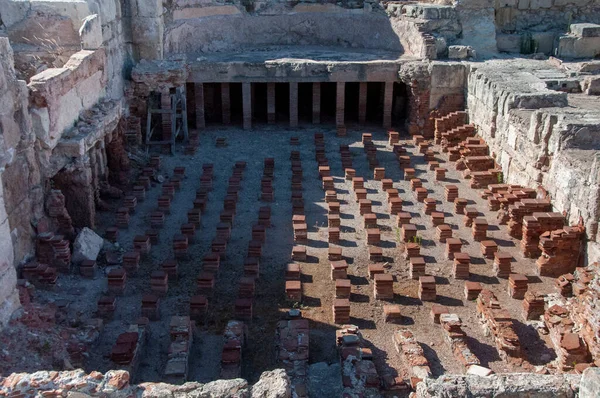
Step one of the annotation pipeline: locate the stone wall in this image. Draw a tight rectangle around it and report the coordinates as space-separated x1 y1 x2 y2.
415 372 582 397
0 38 26 328
0 368 291 398
467 59 600 259
162 3 403 57
494 0 600 54
0 1 132 328
28 49 107 151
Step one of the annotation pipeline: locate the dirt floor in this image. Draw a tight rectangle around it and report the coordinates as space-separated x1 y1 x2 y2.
1 124 561 391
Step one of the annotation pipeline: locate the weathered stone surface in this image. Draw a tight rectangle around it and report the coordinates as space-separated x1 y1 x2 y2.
415 373 580 397
580 367 600 398
72 227 104 264
0 368 292 397
250 369 291 398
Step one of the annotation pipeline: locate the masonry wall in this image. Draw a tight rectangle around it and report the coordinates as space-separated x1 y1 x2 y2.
162 3 403 56
0 1 133 328
0 38 27 327
467 62 600 260
495 0 600 53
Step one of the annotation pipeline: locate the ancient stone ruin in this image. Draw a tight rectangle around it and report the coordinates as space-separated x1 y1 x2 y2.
1 0 600 397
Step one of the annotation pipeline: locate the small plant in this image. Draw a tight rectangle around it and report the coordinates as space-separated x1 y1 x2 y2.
394 227 401 243
497 171 504 184
409 235 423 246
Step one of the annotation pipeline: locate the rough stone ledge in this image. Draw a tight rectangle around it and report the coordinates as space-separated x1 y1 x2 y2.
28 49 107 103
415 372 583 398
0 368 291 398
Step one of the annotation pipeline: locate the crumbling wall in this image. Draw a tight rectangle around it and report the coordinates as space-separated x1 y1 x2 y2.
0 37 25 328
0 1 132 329
415 373 581 397
0 368 292 397
28 49 107 150
494 0 600 54
162 2 403 56
467 60 600 259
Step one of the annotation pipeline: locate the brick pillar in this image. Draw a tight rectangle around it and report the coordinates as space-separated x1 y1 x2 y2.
221 83 231 125
383 81 394 129
194 83 205 130
267 83 276 124
242 82 252 130
312 82 321 124
359 82 367 125
290 82 298 128
336 82 345 128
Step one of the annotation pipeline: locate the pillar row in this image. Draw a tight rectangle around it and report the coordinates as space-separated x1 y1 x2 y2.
289 82 298 128
336 82 345 128
267 83 276 124
359 82 367 125
312 82 321 124
195 83 205 130
383 81 394 129
221 83 231 125
242 82 252 130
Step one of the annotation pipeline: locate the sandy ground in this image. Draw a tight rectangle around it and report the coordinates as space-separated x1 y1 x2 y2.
7 124 560 391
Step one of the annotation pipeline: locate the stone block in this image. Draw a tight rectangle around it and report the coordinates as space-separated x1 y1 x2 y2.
571 23 600 38
72 227 103 264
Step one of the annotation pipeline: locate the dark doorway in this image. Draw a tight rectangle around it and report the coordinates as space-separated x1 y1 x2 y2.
298 83 312 124
252 83 268 124
392 82 408 126
204 83 222 124
230 83 243 125
344 82 359 125
366 82 384 125
320 82 336 124
275 83 290 123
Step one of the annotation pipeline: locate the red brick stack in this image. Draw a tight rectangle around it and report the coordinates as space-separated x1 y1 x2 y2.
472 218 488 241
190 295 208 322
419 276 436 301
493 251 513 278
522 291 545 321
476 290 521 360
150 271 168 295
464 281 483 300
79 259 96 278
480 240 498 259
410 256 426 279
508 274 528 299
220 320 246 379
331 260 348 280
335 279 351 299
285 280 302 302
544 305 591 371
107 268 126 295
453 252 470 279
536 225 584 276
374 273 394 300
506 199 552 239
141 294 160 320
392 328 431 381
454 198 467 215
97 296 116 318
122 251 140 275
439 313 482 370
521 212 565 258
333 299 350 324
336 325 380 389
445 238 462 260
434 111 468 144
